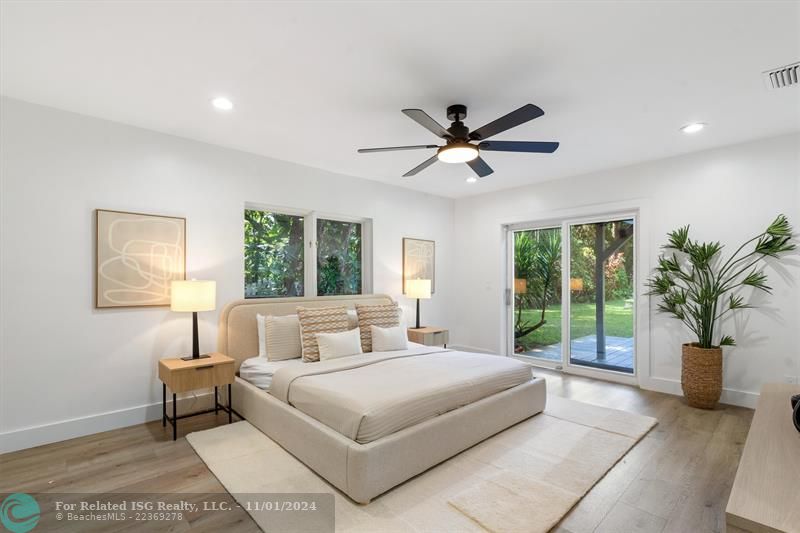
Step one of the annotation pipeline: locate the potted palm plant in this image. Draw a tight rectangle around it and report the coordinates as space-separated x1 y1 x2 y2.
647 215 795 409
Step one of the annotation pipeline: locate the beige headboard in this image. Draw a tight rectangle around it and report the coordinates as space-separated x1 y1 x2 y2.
218 294 395 371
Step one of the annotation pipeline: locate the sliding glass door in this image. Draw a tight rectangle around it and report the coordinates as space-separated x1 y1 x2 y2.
511 227 562 362
567 218 635 373
509 214 636 377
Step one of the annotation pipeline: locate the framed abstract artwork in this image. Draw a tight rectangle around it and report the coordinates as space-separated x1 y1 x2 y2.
402 237 435 294
95 209 186 308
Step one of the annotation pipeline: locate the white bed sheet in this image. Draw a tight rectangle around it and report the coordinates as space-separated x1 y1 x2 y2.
238 342 429 391
271 345 533 443
238 357 304 390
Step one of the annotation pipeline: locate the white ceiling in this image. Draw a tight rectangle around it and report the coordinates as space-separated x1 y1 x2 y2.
2 1 799 198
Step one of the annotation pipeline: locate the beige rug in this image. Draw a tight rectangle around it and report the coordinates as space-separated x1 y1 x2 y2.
187 395 656 532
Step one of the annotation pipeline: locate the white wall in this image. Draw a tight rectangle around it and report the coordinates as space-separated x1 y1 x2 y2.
0 98 455 452
452 133 800 407
2 96 798 453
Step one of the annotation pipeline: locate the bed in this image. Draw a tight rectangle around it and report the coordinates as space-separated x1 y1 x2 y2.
218 294 546 504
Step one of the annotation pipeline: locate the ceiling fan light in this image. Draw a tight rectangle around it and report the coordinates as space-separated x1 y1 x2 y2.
437 143 479 164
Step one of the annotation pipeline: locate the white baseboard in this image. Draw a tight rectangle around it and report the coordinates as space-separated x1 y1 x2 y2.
0 391 220 454
640 376 758 409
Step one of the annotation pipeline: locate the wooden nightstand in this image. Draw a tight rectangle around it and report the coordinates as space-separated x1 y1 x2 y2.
158 352 236 440
407 327 449 348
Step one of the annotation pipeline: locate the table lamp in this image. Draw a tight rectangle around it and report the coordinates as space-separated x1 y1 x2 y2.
405 279 431 329
171 280 216 361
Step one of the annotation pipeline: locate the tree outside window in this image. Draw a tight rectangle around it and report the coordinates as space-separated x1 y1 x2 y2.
244 210 304 297
244 209 364 298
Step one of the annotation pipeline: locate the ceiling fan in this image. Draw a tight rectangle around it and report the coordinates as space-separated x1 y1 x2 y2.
357 104 559 178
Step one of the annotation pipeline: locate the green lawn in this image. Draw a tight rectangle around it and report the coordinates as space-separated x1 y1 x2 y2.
516 299 633 348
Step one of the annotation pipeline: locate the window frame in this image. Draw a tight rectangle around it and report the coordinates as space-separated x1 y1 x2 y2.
244 203 373 298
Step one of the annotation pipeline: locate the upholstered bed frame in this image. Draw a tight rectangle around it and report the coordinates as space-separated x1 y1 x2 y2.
218 294 546 504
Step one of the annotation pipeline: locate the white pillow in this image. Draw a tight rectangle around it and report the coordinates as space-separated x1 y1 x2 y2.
265 315 302 361
370 325 409 352
316 328 363 361
256 313 267 357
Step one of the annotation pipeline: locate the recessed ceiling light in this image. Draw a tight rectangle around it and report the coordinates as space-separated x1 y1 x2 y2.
211 97 234 111
680 122 706 134
465 176 478 184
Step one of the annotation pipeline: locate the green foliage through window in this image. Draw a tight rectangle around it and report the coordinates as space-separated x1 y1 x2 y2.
317 219 362 296
513 229 562 343
513 219 635 354
244 210 363 299
244 210 304 298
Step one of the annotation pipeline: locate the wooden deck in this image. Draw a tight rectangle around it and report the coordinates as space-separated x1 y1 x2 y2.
523 334 634 373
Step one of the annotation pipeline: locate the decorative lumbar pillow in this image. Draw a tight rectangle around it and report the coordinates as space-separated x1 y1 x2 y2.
316 328 363 361
297 306 350 362
356 303 400 353
256 313 267 357
371 325 408 352
265 315 302 362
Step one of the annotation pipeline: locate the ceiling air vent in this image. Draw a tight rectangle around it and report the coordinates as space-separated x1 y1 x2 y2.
763 62 799 89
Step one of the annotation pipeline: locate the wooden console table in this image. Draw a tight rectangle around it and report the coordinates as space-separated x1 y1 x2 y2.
726 383 800 532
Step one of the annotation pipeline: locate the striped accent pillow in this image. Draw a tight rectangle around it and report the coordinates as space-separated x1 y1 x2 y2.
356 303 401 353
297 306 350 362
265 314 302 361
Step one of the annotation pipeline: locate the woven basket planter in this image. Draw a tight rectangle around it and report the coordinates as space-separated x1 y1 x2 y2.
681 343 722 409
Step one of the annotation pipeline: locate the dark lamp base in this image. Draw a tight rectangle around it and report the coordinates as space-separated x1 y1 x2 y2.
181 353 211 361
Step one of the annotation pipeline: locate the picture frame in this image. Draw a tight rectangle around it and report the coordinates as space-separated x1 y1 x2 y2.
402 237 435 294
95 209 186 308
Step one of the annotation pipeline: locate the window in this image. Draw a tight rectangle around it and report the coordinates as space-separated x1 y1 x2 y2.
244 207 370 298
317 218 362 296
244 210 305 297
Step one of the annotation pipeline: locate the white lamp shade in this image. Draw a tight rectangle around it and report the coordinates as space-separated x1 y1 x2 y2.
171 280 216 312
405 279 431 299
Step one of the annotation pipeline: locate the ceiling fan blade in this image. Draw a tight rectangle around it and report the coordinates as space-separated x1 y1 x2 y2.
466 156 494 178
358 144 438 153
402 109 454 139
469 104 545 141
402 154 439 177
478 141 559 153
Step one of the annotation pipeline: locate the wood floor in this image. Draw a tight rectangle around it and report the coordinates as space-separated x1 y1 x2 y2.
0 370 754 533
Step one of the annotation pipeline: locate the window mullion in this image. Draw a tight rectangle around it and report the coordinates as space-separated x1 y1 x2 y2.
561 222 570 369
306 213 317 297
361 219 372 294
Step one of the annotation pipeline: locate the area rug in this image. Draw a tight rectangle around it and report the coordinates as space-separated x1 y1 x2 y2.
187 395 657 532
